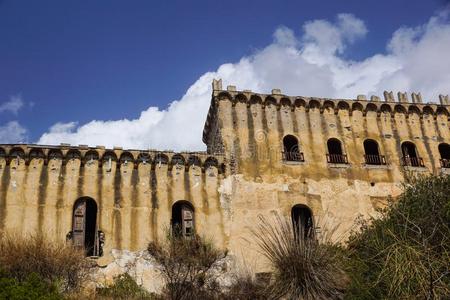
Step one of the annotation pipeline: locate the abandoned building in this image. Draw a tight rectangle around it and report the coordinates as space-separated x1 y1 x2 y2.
0 79 449 270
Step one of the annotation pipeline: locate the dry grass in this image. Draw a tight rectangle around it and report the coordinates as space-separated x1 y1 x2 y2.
252 214 348 300
0 232 93 292
147 233 227 300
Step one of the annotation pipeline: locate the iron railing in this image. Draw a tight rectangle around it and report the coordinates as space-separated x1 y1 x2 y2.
402 156 425 167
364 154 387 165
282 151 305 162
326 153 348 164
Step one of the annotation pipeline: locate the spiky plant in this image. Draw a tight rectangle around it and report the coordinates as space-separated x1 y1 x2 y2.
252 214 347 300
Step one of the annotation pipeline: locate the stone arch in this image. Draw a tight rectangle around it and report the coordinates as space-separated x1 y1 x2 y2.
9 147 25 164
408 105 421 117
294 97 307 109
235 93 248 105
422 105 434 116
365 103 378 115
84 150 99 163
48 149 63 160
137 152 151 165
29 148 45 161
282 135 303 162
436 106 449 117
337 101 350 112
291 204 314 238
0 147 5 158
380 103 392 115
154 153 169 165
280 97 292 108
71 197 101 257
66 149 81 160
217 91 232 101
401 141 423 167
308 99 321 110
394 104 407 115
119 152 134 165
187 155 201 168
327 138 347 164
171 154 186 167
102 151 117 163
171 200 195 237
204 156 219 170
363 139 384 165
264 96 277 107
351 102 364 115
249 95 263 105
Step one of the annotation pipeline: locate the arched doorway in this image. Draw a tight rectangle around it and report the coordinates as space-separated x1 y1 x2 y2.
327 138 347 164
282 135 303 162
401 141 423 167
291 205 314 238
171 201 195 237
438 143 450 168
72 197 99 256
363 139 385 165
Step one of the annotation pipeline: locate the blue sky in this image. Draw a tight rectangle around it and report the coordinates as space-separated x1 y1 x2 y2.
1 0 450 150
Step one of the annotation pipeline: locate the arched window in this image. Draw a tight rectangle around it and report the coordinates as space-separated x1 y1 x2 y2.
401 142 424 167
438 143 450 168
282 135 304 162
71 197 103 257
363 139 386 165
327 138 348 164
291 205 314 239
171 201 194 238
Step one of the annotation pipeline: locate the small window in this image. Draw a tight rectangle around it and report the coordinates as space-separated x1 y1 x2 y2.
363 139 385 165
282 135 304 162
291 205 314 239
401 142 423 167
438 143 450 168
326 138 347 164
171 201 195 238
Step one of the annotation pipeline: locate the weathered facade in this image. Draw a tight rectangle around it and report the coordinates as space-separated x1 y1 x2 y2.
1 79 450 272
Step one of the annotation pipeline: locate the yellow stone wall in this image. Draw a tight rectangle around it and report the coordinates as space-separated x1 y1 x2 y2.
1 83 449 270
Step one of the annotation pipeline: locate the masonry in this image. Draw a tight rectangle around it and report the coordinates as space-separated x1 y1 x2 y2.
0 79 449 272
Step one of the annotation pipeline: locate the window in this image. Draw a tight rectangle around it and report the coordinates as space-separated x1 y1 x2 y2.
171 201 195 238
363 139 386 165
70 197 102 257
326 138 348 164
282 135 304 162
438 143 450 168
291 205 314 238
401 142 424 167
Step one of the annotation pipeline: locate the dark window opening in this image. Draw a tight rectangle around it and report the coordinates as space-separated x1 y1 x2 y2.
282 135 304 162
327 138 348 164
72 198 101 257
438 143 450 168
363 139 386 165
291 205 314 239
171 201 194 238
401 142 424 167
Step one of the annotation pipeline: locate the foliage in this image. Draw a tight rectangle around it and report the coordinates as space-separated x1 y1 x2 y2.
0 232 92 293
345 175 450 299
0 269 62 300
96 273 157 300
222 272 268 300
147 233 227 300
252 214 348 300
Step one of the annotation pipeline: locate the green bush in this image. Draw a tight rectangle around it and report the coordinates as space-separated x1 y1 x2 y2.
96 273 157 300
0 270 62 300
345 175 450 299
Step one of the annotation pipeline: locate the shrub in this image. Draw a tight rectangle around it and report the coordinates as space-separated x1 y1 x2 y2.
346 175 450 299
252 214 348 300
0 232 92 293
222 272 268 300
96 273 157 300
147 233 227 300
0 269 62 300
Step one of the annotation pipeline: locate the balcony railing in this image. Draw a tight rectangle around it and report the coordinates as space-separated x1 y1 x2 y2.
402 156 425 167
326 153 348 164
282 151 305 162
440 158 450 168
364 154 387 165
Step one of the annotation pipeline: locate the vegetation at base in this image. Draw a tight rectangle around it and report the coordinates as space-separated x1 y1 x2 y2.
0 269 62 300
96 273 157 300
252 214 348 300
147 232 227 300
345 175 450 299
0 233 92 293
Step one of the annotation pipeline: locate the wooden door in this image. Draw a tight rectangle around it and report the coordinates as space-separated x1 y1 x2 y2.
72 200 86 250
181 205 194 237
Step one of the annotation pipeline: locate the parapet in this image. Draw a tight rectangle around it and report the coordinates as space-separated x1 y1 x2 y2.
202 80 450 144
0 144 225 174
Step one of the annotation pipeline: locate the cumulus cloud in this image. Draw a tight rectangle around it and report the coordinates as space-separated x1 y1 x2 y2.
0 121 27 143
0 95 24 115
38 12 450 151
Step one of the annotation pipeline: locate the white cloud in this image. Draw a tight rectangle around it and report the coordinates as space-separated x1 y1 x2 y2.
37 12 450 151
0 121 27 143
0 95 24 115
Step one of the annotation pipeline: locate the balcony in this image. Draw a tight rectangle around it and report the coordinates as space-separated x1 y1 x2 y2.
282 151 305 162
402 156 425 167
364 154 387 165
326 154 348 164
440 158 450 168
